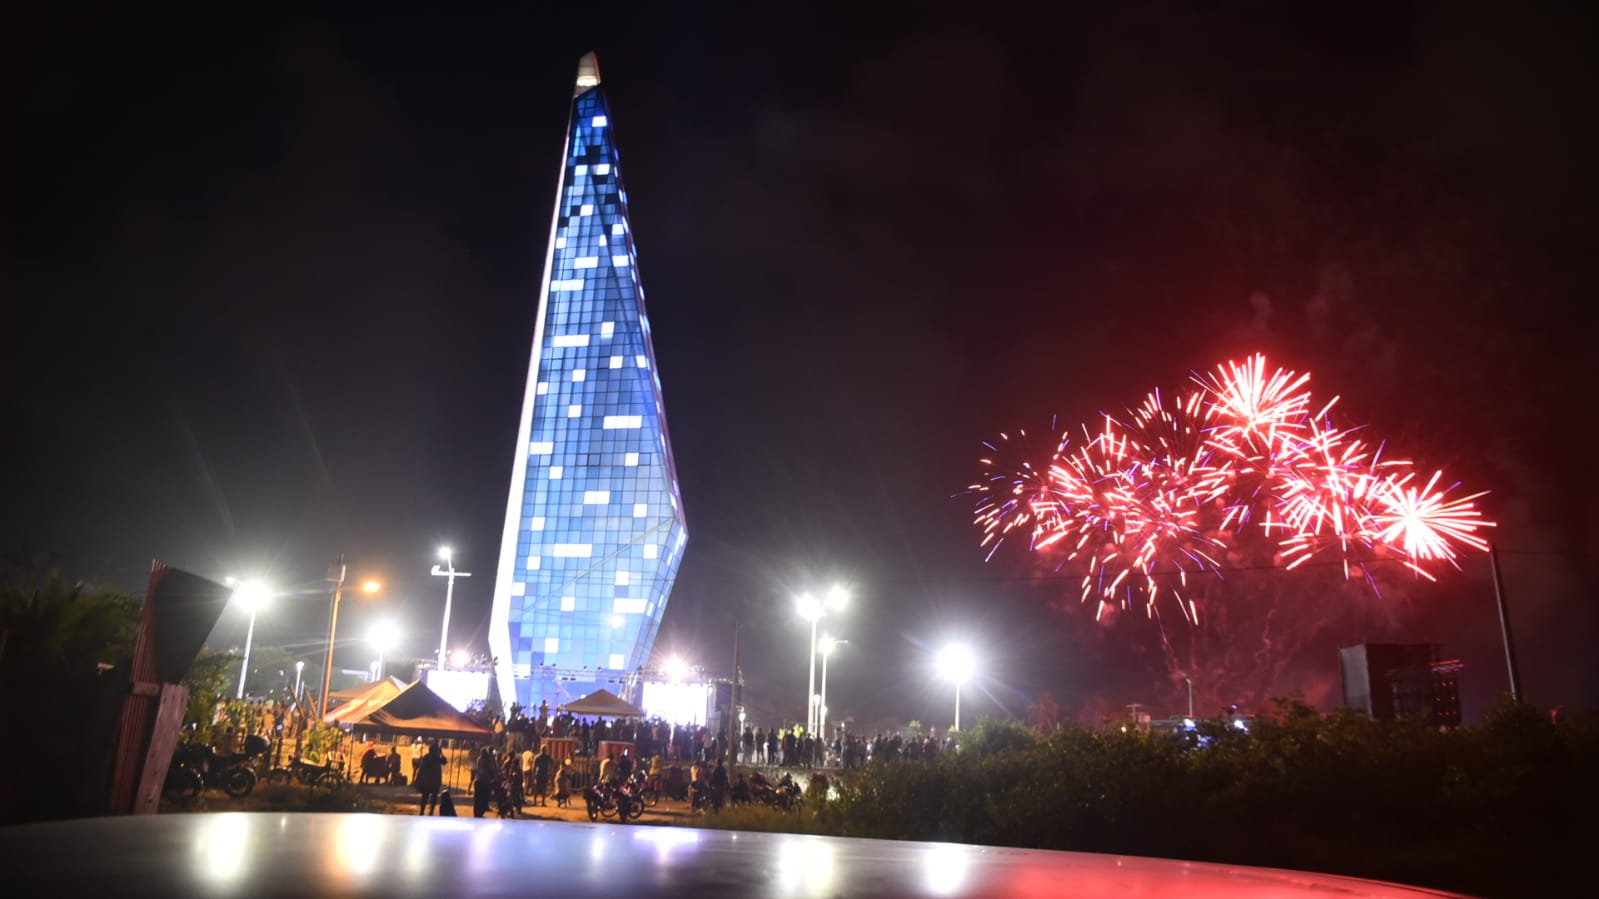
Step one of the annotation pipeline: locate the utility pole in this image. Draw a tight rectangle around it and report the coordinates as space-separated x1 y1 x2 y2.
318 556 346 721
431 548 471 670
1489 544 1523 703
727 619 740 766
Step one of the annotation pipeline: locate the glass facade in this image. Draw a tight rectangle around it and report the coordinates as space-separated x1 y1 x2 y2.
490 53 687 712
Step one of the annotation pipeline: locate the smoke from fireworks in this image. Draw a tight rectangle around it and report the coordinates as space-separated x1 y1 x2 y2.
969 355 1493 624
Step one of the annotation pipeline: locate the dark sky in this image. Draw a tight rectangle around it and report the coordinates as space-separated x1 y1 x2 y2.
4 2 1596 729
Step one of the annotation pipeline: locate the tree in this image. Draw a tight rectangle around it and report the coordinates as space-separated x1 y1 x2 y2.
0 566 141 672
182 647 237 744
1026 691 1061 737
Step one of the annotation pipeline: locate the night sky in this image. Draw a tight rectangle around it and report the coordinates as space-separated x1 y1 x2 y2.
5 3 1595 730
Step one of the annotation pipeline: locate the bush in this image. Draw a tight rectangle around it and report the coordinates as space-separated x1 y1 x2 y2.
723 699 1598 897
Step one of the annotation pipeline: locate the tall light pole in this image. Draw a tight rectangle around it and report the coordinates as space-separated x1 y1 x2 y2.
798 585 847 735
318 557 380 721
232 582 271 700
819 636 847 738
938 643 976 733
294 660 305 699
431 546 472 671
1184 676 1194 718
371 620 400 682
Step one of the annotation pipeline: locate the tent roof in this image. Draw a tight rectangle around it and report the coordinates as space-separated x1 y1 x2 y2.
323 677 407 726
343 681 495 742
327 676 405 704
559 688 645 718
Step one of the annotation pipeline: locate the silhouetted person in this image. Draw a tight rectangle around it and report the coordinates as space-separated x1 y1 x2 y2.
414 742 445 814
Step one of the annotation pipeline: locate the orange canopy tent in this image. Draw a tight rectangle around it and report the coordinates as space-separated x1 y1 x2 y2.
322 677 408 727
340 681 495 742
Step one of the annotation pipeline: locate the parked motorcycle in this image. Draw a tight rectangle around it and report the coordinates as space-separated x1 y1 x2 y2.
585 779 643 823
169 734 269 798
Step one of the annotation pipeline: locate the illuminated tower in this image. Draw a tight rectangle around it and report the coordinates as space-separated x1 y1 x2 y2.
489 52 687 711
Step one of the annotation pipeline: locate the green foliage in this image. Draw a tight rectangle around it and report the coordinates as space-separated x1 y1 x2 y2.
759 698 1599 896
299 724 344 764
182 647 238 744
0 568 141 672
957 717 1035 757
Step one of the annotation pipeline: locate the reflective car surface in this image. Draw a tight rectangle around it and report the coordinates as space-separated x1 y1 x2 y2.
0 813 1464 897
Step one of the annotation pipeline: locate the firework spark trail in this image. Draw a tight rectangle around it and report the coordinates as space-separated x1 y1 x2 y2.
970 354 1495 623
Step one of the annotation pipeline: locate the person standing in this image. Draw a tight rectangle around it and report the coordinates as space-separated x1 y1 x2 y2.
521 745 536 794
473 747 498 818
414 742 444 815
411 738 426 784
533 745 553 807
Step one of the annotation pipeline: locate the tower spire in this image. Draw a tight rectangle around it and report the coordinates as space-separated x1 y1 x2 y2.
575 52 601 96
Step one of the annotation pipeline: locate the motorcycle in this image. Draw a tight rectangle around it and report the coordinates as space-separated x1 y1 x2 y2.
585 779 643 823
265 756 347 793
628 770 660 808
169 734 269 798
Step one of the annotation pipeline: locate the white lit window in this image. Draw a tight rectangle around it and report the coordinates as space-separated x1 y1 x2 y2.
530 517 546 531
614 598 647 615
536 382 549 395
551 279 584 291
599 235 607 247
643 544 658 559
545 637 560 654
572 369 586 382
575 164 588 176
602 415 643 429
636 355 648 368
624 452 639 467
552 544 593 558
555 237 567 248
611 223 625 235
608 653 624 669
560 596 575 612
595 163 611 175
583 490 610 505
511 582 525 596
634 503 648 518
527 555 541 571
529 441 553 455
580 204 593 215
609 356 623 369
575 256 599 269
592 115 608 127
567 404 581 418
611 255 630 267
615 571 630 586
553 334 589 347
600 322 615 337
549 466 563 480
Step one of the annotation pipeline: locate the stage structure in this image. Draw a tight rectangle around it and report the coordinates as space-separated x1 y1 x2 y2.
489 52 688 712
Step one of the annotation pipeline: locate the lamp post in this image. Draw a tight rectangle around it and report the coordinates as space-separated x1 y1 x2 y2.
819 636 847 738
318 557 381 720
294 660 305 699
1184 676 1194 718
431 546 472 671
371 620 399 682
938 643 976 733
798 585 847 735
232 582 271 700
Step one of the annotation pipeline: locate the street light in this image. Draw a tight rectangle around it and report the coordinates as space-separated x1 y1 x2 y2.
798 585 847 734
819 635 848 738
937 643 976 733
231 582 271 700
1184 675 1194 718
294 660 305 699
370 620 400 682
318 556 381 720
431 546 472 671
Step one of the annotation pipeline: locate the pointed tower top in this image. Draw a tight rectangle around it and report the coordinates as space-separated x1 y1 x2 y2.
575 52 601 97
